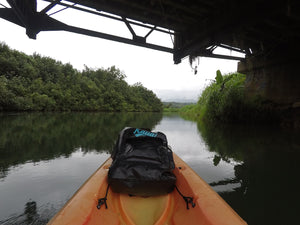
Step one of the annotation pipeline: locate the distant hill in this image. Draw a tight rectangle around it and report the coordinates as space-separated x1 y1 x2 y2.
161 98 197 103
154 89 200 103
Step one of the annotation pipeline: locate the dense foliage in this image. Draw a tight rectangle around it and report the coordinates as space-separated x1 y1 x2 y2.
0 43 162 112
198 71 246 122
180 70 278 123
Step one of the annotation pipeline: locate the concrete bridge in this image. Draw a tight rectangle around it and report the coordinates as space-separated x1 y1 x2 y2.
1 0 299 125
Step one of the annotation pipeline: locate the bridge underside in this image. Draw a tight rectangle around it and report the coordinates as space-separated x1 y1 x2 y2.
1 0 300 127
1 0 299 64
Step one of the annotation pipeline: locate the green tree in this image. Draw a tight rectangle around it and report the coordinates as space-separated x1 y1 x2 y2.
0 43 162 112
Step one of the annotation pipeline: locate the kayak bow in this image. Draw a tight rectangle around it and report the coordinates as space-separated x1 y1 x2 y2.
47 153 247 225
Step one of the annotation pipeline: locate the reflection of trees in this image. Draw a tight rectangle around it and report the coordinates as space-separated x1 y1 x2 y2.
0 201 50 225
24 201 38 224
0 112 162 177
197 121 300 225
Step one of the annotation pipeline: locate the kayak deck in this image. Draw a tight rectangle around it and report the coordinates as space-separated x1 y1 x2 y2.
47 154 247 225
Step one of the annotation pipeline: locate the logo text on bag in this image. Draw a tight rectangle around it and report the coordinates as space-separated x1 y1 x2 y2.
133 129 158 138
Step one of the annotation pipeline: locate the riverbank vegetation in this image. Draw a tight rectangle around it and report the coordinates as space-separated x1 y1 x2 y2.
180 70 279 124
163 102 194 112
0 43 162 112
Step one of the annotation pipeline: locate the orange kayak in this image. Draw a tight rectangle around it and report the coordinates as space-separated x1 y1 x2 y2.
47 153 247 225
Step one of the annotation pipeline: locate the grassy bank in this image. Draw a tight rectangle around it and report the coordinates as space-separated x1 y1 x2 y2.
180 71 279 124
163 102 194 113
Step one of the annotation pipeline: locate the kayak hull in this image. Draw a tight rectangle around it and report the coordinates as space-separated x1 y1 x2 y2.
47 154 247 225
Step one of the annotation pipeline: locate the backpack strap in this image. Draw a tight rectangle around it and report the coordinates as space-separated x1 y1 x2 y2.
96 184 110 210
175 186 196 210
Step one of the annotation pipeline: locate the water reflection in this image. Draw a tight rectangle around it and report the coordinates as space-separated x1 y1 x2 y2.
0 112 163 224
1 113 299 225
196 121 300 225
0 112 163 179
155 114 240 192
1 201 40 225
24 201 38 224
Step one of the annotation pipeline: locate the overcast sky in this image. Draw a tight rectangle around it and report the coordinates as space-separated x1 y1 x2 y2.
0 0 243 102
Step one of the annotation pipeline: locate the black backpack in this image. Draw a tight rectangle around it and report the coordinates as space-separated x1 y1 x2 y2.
97 127 195 210
108 127 176 197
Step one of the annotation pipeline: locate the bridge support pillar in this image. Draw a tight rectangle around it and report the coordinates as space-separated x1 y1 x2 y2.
238 56 300 128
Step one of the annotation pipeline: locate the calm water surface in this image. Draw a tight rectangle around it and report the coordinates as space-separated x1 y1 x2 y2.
0 112 299 225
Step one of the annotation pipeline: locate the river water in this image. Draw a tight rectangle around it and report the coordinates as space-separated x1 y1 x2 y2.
0 112 299 225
